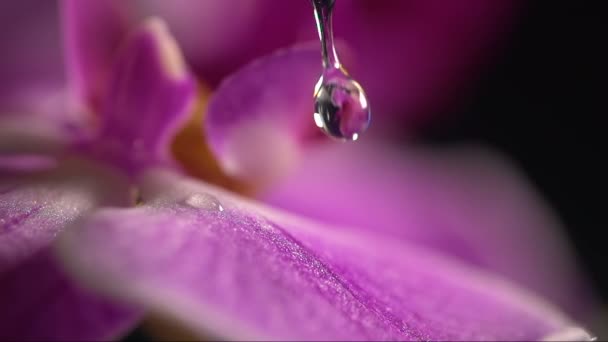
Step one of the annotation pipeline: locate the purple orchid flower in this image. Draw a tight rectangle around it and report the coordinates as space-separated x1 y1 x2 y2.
7 0 521 131
0 0 596 340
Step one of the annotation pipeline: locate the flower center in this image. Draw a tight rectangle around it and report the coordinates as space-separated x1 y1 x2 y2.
170 85 252 195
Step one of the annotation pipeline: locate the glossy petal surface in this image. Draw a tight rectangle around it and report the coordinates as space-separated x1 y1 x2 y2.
58 169 590 341
261 142 595 317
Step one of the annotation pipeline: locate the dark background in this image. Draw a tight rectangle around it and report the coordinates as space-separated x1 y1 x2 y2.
124 1 606 340
422 0 606 301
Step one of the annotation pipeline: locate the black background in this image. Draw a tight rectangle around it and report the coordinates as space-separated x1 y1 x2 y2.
422 0 606 301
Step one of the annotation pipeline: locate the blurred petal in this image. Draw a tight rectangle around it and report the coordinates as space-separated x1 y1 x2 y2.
90 18 196 172
0 159 131 271
61 0 129 110
0 155 58 175
0 1 64 114
205 44 322 184
261 142 595 317
57 169 590 341
134 0 268 85
0 114 71 155
137 0 517 129
0 160 141 340
0 250 140 341
169 92 251 194
0 2 91 141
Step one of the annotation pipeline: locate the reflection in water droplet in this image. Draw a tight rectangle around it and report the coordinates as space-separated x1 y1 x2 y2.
184 193 224 212
312 0 371 141
314 69 370 140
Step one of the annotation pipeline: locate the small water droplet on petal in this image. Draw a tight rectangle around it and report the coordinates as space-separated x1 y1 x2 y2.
184 193 224 212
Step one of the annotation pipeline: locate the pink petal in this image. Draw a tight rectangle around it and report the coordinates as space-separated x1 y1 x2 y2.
0 115 71 155
261 142 596 318
134 0 286 85
0 250 139 341
89 18 196 172
134 0 515 127
0 1 65 114
62 0 305 88
205 44 324 183
0 2 92 154
140 0 516 129
0 160 141 340
0 155 58 175
0 160 131 272
57 169 591 341
61 0 130 110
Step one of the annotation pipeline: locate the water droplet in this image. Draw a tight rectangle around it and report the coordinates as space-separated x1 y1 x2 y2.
184 193 224 212
314 69 370 140
312 0 370 141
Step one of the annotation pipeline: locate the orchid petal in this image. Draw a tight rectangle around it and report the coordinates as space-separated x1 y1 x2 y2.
261 142 596 318
92 18 196 172
134 0 272 85
0 250 140 341
205 44 324 183
0 115 71 155
0 155 58 176
0 160 131 271
57 169 591 341
0 1 64 114
141 0 516 129
1 1 91 154
61 0 130 110
0 160 141 340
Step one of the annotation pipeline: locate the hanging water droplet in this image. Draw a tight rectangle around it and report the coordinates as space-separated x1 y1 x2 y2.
314 69 370 141
184 193 224 212
312 0 370 141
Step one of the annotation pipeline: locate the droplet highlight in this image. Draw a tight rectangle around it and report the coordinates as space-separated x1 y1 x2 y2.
184 193 224 212
312 0 371 141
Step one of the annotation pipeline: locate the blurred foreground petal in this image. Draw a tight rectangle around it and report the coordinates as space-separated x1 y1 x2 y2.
57 169 591 341
0 160 141 340
0 251 140 341
0 160 131 272
0 115 72 155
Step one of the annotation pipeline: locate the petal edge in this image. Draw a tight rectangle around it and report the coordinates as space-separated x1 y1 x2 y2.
57 169 590 341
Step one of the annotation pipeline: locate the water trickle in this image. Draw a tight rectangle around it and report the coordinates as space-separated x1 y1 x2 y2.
312 0 370 141
184 193 224 212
